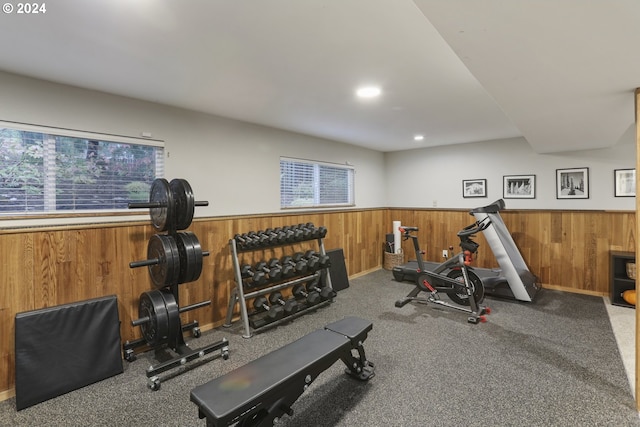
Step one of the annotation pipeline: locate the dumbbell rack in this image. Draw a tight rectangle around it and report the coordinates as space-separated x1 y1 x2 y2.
224 224 334 338
122 178 229 390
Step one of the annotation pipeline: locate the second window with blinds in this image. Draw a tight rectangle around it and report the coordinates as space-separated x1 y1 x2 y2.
280 157 354 209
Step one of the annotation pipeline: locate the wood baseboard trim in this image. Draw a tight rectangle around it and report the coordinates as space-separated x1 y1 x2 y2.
542 284 606 298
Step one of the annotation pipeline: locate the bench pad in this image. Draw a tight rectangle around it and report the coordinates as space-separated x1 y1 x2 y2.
324 316 372 344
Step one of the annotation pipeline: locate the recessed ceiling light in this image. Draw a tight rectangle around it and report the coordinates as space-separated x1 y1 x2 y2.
414 135 424 141
356 86 381 98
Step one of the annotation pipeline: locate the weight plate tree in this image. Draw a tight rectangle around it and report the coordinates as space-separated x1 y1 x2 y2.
123 177 229 390
224 223 335 338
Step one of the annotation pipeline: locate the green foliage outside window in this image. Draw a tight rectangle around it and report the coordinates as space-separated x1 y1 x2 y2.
0 126 163 213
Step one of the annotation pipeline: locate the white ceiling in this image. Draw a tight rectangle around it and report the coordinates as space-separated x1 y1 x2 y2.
0 0 638 153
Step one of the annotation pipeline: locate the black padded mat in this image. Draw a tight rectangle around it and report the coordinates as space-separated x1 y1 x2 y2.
14 295 123 410
327 248 349 291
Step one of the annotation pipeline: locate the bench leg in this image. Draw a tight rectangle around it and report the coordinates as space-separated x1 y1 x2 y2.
341 341 375 381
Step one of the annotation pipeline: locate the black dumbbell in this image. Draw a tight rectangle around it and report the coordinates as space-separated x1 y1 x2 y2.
240 264 267 287
306 225 325 239
284 226 304 242
295 225 308 241
255 259 283 282
318 226 327 238
293 252 310 273
235 232 257 249
302 250 320 272
276 257 294 278
278 226 293 242
271 227 287 243
300 223 314 239
307 279 334 301
305 224 317 237
282 254 308 275
262 228 283 245
290 225 305 241
244 231 267 247
253 296 284 322
253 230 268 246
249 231 269 247
292 284 321 306
242 232 257 248
304 250 330 270
233 233 249 249
268 291 299 315
258 229 274 245
305 254 320 272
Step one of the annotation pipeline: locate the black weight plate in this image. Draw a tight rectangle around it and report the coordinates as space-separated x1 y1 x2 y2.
187 232 203 282
175 232 191 284
170 179 195 231
176 231 203 284
147 234 180 288
138 290 169 347
149 178 173 232
161 288 181 348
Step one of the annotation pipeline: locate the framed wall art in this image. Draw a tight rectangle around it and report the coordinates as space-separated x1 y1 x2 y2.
503 175 535 199
462 179 487 198
556 167 589 199
614 168 635 197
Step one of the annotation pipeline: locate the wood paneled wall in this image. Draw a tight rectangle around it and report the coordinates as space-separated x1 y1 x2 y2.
390 208 636 294
0 207 634 397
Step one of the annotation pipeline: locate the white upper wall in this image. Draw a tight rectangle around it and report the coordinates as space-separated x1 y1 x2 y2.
0 70 636 229
385 134 636 210
0 71 386 226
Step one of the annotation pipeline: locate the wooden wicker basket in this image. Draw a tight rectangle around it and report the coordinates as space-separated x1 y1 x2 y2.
383 250 404 270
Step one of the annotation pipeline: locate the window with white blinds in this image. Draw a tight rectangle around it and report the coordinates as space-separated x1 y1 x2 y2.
0 122 164 214
280 157 354 208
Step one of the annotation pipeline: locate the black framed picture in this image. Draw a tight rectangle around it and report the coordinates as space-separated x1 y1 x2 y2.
614 168 636 197
503 175 535 199
556 167 589 199
462 179 487 198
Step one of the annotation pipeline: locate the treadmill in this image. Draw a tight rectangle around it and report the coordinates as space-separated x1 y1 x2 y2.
392 199 541 302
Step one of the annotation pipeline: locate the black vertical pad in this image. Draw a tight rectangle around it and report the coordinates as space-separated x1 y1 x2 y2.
327 248 349 291
14 295 123 410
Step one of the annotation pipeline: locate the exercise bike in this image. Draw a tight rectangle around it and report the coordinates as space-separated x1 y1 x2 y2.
394 217 491 324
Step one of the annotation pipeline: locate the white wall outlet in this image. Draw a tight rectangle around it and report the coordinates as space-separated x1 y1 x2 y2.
442 249 448 258
432 200 437 207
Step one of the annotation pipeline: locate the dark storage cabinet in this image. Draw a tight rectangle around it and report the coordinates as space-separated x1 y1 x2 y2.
610 251 635 308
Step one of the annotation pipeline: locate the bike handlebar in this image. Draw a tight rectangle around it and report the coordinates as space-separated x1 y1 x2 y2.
399 217 490 239
469 198 505 215
457 217 491 238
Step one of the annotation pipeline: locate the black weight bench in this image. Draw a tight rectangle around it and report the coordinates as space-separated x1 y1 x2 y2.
190 316 375 426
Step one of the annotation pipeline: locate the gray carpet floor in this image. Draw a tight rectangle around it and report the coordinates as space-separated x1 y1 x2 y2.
1 268 638 426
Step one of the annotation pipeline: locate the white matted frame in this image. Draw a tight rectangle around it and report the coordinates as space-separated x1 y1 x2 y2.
614 168 636 197
556 167 589 199
503 175 535 199
462 179 487 198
